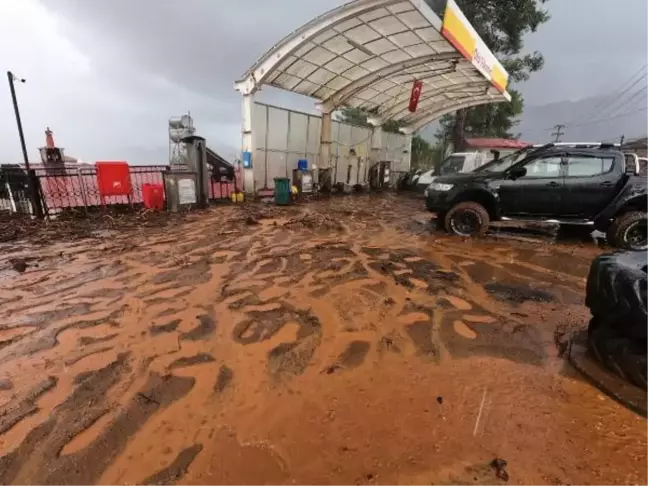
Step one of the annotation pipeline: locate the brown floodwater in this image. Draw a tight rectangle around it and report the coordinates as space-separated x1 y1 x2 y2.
0 195 645 485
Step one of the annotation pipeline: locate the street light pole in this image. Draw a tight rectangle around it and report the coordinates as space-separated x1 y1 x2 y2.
7 71 30 170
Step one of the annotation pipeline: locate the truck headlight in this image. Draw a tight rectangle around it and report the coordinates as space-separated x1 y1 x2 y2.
429 182 454 192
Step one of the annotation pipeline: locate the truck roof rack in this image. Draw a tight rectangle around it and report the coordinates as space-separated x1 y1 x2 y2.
547 142 620 148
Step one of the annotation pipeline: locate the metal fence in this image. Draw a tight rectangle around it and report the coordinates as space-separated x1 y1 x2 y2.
207 166 241 201
35 165 169 215
1 163 246 218
251 102 410 190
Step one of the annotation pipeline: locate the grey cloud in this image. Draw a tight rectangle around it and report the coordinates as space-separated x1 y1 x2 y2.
3 0 646 165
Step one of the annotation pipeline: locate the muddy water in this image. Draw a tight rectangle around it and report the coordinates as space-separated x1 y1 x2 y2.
0 195 645 485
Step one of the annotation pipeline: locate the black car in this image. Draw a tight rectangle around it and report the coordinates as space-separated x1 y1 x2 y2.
424 143 647 249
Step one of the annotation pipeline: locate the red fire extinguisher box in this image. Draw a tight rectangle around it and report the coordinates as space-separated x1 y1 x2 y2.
95 161 132 197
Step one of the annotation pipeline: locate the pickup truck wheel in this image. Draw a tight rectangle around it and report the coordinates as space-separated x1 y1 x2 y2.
445 202 489 237
606 211 648 250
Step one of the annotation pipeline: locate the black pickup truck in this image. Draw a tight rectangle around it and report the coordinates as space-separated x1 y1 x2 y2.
424 143 647 249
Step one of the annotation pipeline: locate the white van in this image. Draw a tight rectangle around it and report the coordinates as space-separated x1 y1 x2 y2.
415 152 491 191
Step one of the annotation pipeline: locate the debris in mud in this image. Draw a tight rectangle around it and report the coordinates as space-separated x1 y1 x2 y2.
490 458 509 481
283 213 345 231
245 215 260 225
0 376 56 434
0 378 13 390
168 353 215 370
140 444 204 485
436 396 443 405
405 322 439 360
0 208 188 244
337 340 370 368
78 333 118 346
213 365 234 394
378 334 401 354
150 319 181 335
553 325 572 358
268 333 321 380
484 283 554 304
180 314 216 341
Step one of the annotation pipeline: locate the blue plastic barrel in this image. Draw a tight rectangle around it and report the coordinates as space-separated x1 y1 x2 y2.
297 159 308 171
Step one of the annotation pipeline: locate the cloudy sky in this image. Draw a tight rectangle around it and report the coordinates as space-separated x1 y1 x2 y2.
1 0 646 164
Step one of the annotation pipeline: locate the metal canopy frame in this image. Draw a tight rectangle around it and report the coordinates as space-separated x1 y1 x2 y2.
235 0 510 128
234 0 512 193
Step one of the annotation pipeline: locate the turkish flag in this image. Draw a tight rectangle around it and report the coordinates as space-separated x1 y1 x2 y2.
408 80 423 113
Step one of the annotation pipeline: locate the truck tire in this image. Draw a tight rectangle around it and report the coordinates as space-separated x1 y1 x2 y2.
444 201 489 237
606 211 647 250
588 319 647 389
585 251 647 340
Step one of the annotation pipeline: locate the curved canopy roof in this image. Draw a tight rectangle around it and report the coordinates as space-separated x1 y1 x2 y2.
235 0 511 130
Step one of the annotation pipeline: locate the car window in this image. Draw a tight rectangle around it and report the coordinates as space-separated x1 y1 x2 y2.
438 155 466 175
565 155 613 176
476 148 534 172
522 156 562 177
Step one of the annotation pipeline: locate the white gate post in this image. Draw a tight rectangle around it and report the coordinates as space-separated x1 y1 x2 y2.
241 93 255 194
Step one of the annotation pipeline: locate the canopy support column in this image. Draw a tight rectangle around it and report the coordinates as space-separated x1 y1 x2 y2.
241 93 255 194
399 127 413 170
318 109 332 191
368 117 383 166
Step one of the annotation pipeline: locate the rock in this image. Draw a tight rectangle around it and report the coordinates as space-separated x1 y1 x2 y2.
11 259 27 273
245 215 260 225
490 458 509 481
0 378 13 390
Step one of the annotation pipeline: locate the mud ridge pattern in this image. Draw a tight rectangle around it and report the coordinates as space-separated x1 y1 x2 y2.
0 195 644 485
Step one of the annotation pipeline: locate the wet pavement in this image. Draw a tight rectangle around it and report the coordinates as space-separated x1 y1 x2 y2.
0 194 645 485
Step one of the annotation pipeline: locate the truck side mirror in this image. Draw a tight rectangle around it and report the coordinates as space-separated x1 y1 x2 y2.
509 166 527 179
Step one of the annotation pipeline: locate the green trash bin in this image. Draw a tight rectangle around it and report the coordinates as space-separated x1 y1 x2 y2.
273 177 291 205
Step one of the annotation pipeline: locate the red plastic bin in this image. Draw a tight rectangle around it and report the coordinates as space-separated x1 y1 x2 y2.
142 183 164 210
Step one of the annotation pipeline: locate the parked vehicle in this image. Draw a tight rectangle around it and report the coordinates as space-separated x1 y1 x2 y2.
424 142 647 249
397 168 423 190
414 151 492 192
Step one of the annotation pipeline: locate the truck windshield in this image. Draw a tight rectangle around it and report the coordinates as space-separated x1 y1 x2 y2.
474 147 534 173
438 155 466 175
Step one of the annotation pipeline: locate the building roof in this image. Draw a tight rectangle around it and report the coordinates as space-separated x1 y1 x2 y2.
235 0 510 130
465 138 530 149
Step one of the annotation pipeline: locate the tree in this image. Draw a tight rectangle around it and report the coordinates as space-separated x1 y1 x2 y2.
427 0 550 149
436 89 524 140
411 135 444 169
338 107 372 128
337 107 406 133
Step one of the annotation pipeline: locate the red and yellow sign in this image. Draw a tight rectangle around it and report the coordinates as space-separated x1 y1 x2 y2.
441 0 510 97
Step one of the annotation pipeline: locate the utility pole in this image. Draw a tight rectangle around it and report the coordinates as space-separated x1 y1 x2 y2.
6 71 43 219
620 134 625 146
7 71 30 169
551 124 565 142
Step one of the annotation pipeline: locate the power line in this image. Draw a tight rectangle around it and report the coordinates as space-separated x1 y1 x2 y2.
605 87 647 119
561 64 647 127
594 73 647 121
578 64 647 117
567 106 647 129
